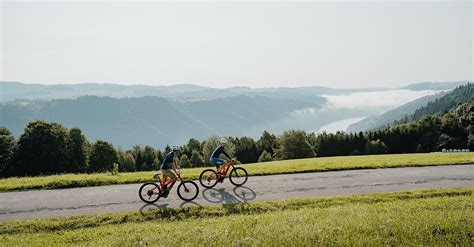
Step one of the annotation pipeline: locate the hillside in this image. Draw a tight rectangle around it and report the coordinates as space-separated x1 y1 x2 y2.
409 83 473 121
347 92 447 132
0 95 325 148
348 83 473 132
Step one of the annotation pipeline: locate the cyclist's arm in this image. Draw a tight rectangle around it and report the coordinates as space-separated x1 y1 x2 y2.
222 149 232 159
172 158 178 172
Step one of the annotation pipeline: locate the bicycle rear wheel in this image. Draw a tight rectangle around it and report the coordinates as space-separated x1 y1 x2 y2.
177 181 199 201
199 169 219 188
139 182 161 204
229 167 248 186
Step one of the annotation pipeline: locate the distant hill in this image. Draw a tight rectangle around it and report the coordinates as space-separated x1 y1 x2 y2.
348 83 473 132
0 81 418 102
0 82 212 102
1 95 326 148
401 81 469 91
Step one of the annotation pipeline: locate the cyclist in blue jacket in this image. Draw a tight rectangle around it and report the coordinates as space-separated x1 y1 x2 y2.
210 138 235 178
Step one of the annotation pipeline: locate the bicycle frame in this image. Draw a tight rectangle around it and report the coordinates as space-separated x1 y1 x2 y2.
159 171 182 192
219 160 235 176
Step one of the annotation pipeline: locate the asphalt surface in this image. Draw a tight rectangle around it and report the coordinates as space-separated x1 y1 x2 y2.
0 164 473 221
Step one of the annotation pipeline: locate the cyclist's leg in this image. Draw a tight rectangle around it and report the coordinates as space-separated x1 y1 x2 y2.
160 169 170 190
209 157 223 179
162 169 177 187
216 158 225 174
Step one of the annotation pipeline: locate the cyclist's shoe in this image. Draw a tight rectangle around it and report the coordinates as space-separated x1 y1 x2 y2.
162 185 169 198
217 173 225 182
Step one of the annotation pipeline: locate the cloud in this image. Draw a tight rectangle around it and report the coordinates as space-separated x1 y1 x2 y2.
322 89 441 112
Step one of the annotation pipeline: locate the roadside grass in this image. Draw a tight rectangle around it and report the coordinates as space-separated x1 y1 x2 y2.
0 188 472 245
0 152 472 192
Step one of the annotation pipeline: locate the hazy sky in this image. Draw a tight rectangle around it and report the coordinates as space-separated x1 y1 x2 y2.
1 1 472 88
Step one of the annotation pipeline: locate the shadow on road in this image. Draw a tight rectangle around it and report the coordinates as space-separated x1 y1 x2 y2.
202 186 256 204
137 186 256 219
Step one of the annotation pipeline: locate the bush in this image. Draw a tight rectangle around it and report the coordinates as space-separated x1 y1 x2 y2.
258 150 273 163
179 154 191 168
190 150 204 167
111 163 119 175
365 139 387 154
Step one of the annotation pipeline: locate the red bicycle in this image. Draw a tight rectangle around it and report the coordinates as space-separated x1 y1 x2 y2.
139 166 199 203
199 159 248 188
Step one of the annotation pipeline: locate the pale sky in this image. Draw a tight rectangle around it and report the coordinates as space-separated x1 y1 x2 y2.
1 1 472 88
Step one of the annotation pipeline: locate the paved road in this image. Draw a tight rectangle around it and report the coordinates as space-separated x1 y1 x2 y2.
0 165 473 221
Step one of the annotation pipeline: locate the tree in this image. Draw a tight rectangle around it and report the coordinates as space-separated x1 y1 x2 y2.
365 139 387 154
190 150 204 167
68 128 88 173
234 136 258 163
278 130 315 160
187 138 201 152
15 120 71 176
142 146 156 171
416 116 441 152
179 154 191 168
256 131 276 155
89 140 118 172
123 152 136 172
202 136 221 162
0 127 16 177
258 150 272 162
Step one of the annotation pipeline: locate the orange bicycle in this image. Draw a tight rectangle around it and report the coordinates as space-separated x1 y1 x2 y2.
199 159 248 188
139 166 199 203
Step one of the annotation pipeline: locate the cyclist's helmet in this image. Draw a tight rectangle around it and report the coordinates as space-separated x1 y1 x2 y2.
220 138 227 145
172 145 180 152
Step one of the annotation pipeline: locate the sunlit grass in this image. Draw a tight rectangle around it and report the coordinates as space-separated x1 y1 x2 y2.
1 188 472 246
1 152 472 192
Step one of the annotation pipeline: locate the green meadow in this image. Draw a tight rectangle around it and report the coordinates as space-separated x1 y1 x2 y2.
1 188 472 246
1 152 472 192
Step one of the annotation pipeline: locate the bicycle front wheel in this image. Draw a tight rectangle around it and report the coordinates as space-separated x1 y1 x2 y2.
177 181 199 201
199 169 219 188
229 167 248 186
139 182 161 204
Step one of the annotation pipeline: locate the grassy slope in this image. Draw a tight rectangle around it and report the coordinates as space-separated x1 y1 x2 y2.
1 188 472 245
1 152 473 192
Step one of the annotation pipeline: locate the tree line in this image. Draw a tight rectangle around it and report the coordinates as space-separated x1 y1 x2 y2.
0 97 472 177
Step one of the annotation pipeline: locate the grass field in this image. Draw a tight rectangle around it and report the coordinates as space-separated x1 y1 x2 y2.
0 188 472 245
1 152 472 192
